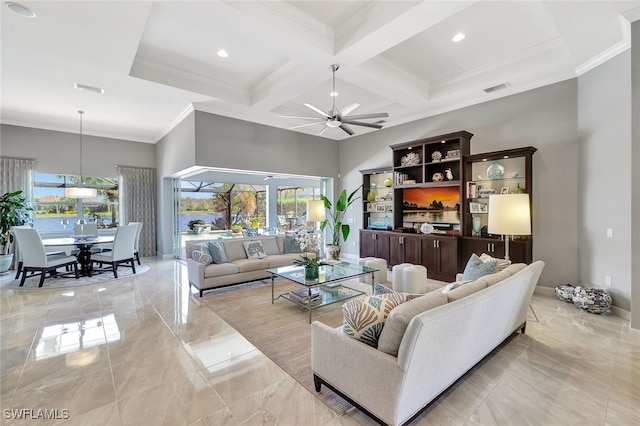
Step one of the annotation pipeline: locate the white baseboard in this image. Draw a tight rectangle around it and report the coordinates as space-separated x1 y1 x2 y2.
535 285 630 320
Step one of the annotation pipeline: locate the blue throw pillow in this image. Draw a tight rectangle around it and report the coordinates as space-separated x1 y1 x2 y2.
372 282 424 301
462 253 499 281
207 242 228 264
284 234 303 253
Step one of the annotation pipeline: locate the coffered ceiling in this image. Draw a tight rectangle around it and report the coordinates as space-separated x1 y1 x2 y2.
1 1 638 143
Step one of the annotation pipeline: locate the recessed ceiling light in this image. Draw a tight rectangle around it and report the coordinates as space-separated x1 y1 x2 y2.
217 49 229 58
452 33 465 42
74 83 104 95
6 1 36 18
330 91 338 97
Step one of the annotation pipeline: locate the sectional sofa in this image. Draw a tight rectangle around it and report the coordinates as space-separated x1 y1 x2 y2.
185 234 315 297
312 260 545 426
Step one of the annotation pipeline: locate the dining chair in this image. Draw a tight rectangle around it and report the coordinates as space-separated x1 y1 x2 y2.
11 226 68 279
12 228 79 287
72 222 103 254
91 224 137 278
128 222 143 265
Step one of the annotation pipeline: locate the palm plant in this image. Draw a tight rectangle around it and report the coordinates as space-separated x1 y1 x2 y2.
319 186 362 246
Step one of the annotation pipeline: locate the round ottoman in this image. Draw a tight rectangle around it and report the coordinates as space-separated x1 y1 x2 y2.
391 263 412 291
358 257 388 284
402 265 428 294
572 286 612 314
554 284 575 302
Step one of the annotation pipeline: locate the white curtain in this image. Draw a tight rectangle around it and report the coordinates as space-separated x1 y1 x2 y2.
118 166 156 257
0 157 35 201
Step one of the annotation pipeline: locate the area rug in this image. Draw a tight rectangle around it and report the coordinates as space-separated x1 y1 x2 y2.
202 278 373 414
1 264 150 290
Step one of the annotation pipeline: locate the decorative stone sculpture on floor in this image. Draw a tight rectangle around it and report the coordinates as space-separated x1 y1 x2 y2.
554 283 575 302
571 286 612 314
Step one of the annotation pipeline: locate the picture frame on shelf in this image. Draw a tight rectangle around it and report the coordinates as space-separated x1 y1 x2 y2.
375 204 386 212
500 186 510 194
469 202 481 213
479 203 488 213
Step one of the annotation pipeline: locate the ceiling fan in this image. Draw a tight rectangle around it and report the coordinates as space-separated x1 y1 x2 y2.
282 64 389 136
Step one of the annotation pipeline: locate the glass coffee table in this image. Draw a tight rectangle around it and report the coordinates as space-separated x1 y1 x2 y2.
269 261 377 323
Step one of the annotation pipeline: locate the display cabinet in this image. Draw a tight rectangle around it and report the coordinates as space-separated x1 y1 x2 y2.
461 146 536 264
388 233 421 266
361 167 394 231
421 235 459 281
359 229 390 260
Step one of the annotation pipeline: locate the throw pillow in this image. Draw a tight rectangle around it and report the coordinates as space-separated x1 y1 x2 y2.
462 253 499 281
186 243 211 261
479 253 511 270
242 240 267 259
191 250 213 265
373 282 424 301
207 242 228 264
342 293 406 348
441 280 473 294
284 234 303 253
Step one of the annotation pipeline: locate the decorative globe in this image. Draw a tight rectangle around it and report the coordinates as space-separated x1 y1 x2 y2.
554 283 575 302
572 286 612 314
487 162 505 180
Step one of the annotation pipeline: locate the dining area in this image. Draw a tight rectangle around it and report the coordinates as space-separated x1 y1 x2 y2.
10 222 143 287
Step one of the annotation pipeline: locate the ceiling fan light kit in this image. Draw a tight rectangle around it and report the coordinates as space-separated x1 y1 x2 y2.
286 64 389 136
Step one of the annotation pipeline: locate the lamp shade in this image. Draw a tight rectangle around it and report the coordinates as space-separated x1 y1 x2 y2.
65 187 97 198
487 194 531 236
306 199 326 222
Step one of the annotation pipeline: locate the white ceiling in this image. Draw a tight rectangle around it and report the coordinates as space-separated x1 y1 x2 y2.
1 1 638 143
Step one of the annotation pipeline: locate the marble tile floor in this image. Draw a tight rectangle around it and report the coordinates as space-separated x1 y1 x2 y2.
0 257 638 425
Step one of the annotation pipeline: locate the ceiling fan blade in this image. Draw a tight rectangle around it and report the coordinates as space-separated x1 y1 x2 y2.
341 120 384 129
345 112 389 120
290 121 325 130
339 123 355 136
304 103 330 118
318 125 329 136
339 103 360 117
280 115 324 120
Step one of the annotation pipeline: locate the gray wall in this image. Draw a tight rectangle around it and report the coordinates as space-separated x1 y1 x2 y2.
578 51 633 311
339 80 580 292
1 124 155 176
631 21 640 329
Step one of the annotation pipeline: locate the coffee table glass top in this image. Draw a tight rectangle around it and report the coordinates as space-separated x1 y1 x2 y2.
268 261 377 287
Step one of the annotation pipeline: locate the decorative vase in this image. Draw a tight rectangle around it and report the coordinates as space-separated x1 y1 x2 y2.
305 266 319 280
572 286 612 314
473 217 482 236
0 254 13 275
367 191 376 202
486 162 505 180
325 244 341 261
383 177 393 187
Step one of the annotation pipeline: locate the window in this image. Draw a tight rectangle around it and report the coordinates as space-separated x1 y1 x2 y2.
33 173 119 233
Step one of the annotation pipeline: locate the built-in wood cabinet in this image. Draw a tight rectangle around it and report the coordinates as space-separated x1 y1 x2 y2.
360 229 390 260
388 234 421 266
421 235 459 281
361 167 394 231
461 237 531 266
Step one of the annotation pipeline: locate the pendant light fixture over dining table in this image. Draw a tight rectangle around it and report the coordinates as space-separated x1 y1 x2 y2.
65 110 97 198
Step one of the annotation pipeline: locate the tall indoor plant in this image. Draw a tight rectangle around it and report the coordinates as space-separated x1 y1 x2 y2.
319 185 362 260
0 190 33 273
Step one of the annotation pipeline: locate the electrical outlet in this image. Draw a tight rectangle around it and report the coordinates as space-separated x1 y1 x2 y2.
605 276 612 287
606 228 613 238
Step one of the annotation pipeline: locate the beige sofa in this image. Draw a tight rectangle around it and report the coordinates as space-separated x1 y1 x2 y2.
186 235 315 297
312 261 545 426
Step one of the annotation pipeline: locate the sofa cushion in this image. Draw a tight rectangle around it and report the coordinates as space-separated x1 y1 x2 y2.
191 249 213 265
203 262 240 278
231 258 269 272
224 240 248 261
462 253 498 281
186 242 211 261
377 291 449 356
372 282 423 301
243 240 267 259
445 280 487 302
479 253 511 271
342 293 406 348
264 255 297 269
284 234 303 253
441 280 473 293
260 237 281 255
207 242 228 264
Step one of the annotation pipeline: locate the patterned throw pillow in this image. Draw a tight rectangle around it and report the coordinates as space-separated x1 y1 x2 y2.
342 293 407 347
441 280 473 294
372 282 424 301
284 234 303 253
186 243 211 260
242 240 267 259
207 242 228 264
191 250 213 265
462 253 499 281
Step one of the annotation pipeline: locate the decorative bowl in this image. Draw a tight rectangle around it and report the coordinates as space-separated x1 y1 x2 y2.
420 223 434 234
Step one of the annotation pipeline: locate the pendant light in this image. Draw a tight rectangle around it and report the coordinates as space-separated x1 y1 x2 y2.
65 110 97 198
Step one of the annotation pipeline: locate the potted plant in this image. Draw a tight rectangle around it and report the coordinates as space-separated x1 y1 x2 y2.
293 255 323 279
319 186 362 260
0 190 33 274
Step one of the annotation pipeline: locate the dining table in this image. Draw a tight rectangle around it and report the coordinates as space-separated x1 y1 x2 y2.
42 236 115 276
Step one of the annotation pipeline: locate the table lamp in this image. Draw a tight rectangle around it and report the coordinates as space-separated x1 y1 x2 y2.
306 199 326 259
487 194 531 261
